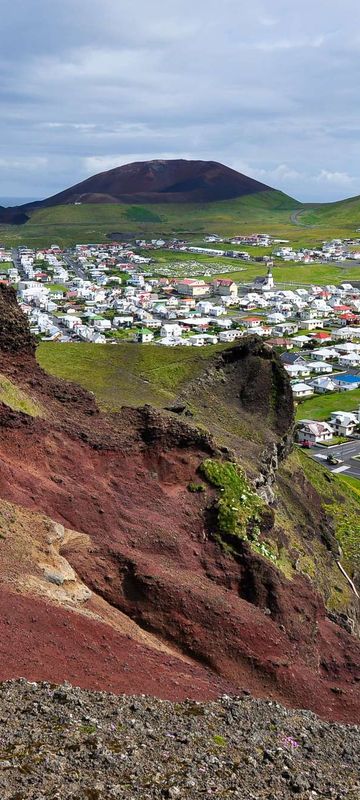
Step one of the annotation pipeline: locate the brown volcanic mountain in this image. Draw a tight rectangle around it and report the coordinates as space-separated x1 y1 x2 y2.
0 286 359 722
34 159 272 205
0 159 273 222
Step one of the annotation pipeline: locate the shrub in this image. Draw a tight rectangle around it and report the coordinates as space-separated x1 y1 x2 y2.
187 482 205 493
199 459 277 563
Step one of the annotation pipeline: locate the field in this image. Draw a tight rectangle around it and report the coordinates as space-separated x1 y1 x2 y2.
143 249 360 285
1 188 360 250
36 341 228 410
295 388 360 421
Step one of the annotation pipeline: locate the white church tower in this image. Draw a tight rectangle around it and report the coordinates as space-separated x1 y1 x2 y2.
265 264 274 290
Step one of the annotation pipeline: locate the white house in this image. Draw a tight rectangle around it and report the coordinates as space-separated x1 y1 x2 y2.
177 279 209 297
212 279 238 297
285 364 311 378
273 322 299 336
338 352 360 368
332 326 360 340
330 410 359 436
309 377 337 394
301 319 324 331
93 319 112 332
134 328 154 343
219 330 238 343
311 347 338 361
113 316 134 327
292 383 314 399
296 420 333 443
160 323 183 338
307 361 333 374
291 335 311 347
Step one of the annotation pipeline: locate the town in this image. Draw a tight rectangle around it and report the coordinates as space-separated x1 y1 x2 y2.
1 235 360 479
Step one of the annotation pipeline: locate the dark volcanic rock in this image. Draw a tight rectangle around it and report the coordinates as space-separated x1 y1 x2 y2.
29 159 272 205
0 285 35 353
0 680 358 799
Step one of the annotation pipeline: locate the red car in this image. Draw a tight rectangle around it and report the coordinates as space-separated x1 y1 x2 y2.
301 440 313 449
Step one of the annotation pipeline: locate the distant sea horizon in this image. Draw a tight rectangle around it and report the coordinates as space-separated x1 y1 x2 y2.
0 197 39 207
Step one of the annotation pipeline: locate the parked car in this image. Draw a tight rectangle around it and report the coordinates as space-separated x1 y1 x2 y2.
326 454 343 465
301 440 314 449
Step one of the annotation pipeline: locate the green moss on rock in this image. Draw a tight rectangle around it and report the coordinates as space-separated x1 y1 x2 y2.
199 458 277 563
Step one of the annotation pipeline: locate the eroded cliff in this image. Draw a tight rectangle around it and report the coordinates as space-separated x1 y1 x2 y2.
0 286 358 723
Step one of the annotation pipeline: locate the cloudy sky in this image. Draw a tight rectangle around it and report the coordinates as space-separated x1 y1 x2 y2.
1 0 360 202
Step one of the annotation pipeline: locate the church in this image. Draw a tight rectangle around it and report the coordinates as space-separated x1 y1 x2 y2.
253 264 274 293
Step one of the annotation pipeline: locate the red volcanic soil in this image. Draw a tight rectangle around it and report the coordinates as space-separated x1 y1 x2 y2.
0 590 231 701
0 288 358 723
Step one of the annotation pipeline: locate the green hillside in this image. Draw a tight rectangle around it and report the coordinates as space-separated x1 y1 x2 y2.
299 194 360 228
0 190 301 247
37 341 228 409
1 187 360 249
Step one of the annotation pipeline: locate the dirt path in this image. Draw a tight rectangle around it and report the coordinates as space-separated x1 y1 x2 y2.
290 208 316 227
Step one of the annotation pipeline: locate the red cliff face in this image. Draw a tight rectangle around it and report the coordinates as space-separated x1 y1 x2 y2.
0 292 358 723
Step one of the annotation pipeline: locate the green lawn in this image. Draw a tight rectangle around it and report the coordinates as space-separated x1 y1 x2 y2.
296 388 360 420
48 283 67 292
339 475 360 497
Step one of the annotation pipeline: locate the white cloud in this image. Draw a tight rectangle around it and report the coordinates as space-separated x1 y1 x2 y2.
315 170 354 185
255 35 325 51
258 16 278 27
82 152 194 175
0 157 48 170
0 0 359 200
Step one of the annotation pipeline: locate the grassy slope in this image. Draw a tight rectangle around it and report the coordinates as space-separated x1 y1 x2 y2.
297 450 360 579
36 341 228 410
0 191 304 248
0 189 359 287
300 194 360 228
0 374 44 417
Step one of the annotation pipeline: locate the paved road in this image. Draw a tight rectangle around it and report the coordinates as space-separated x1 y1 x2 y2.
290 208 316 228
63 253 86 280
11 248 22 274
309 440 360 479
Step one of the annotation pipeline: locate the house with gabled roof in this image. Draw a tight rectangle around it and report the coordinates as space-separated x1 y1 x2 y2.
296 420 333 442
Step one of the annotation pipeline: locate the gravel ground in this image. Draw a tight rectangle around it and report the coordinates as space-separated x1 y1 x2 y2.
0 680 358 799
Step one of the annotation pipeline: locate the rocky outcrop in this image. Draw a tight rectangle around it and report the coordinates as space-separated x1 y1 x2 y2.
0 285 35 353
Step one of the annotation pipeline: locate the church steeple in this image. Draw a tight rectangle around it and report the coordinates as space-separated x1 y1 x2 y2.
266 262 274 290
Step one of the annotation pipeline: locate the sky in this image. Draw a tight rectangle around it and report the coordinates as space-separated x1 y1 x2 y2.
1 0 360 203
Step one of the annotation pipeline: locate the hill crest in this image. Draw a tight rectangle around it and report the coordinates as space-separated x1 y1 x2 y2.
38 159 272 206
0 158 278 223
